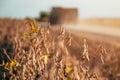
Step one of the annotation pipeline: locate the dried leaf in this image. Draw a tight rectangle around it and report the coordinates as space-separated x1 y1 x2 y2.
44 54 49 64
10 60 17 71
65 67 72 73
24 33 30 39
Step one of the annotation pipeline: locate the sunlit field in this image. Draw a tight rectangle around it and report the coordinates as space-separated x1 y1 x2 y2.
80 18 120 28
0 18 120 80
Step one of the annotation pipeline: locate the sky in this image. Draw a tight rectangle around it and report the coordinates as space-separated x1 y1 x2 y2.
0 0 120 19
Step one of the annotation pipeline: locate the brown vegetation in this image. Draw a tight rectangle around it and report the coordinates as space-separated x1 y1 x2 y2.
0 18 120 80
